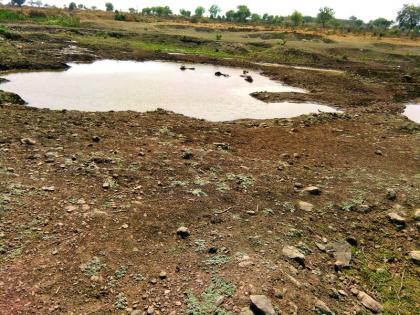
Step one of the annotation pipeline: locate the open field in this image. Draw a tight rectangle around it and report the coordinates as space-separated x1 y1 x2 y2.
0 7 419 315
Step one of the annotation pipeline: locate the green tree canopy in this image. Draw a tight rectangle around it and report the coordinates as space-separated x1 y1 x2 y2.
209 5 221 19
397 4 420 31
317 7 335 27
179 9 191 17
11 0 26 6
235 5 251 22
105 2 113 12
371 17 393 29
195 6 205 18
68 1 77 10
291 10 303 27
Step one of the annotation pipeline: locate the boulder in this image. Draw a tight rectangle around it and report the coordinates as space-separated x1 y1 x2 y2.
250 295 275 315
282 245 305 265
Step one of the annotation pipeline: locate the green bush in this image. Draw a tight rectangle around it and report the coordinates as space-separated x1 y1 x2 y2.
0 9 26 21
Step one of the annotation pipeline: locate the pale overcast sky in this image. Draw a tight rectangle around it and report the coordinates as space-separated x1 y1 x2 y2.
37 1 414 22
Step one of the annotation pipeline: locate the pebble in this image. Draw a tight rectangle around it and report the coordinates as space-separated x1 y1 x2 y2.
282 245 305 265
408 251 420 265
176 226 190 239
356 291 383 314
249 295 275 315
414 209 420 221
314 299 333 315
298 201 314 212
159 271 167 280
386 189 397 200
387 212 406 226
303 186 321 195
20 138 36 145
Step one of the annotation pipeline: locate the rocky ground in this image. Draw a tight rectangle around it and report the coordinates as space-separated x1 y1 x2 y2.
0 19 419 315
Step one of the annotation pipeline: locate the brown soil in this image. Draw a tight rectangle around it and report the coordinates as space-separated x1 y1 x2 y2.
0 21 419 315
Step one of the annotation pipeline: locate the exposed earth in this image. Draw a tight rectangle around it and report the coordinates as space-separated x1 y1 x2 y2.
0 10 419 315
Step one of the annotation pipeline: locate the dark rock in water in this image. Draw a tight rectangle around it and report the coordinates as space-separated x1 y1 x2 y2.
215 71 229 77
244 75 253 83
180 65 195 71
0 78 10 84
243 70 249 75
0 91 25 105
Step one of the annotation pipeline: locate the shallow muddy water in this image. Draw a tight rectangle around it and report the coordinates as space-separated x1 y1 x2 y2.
403 104 420 124
0 60 339 121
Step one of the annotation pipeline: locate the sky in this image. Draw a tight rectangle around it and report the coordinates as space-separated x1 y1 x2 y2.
21 0 416 22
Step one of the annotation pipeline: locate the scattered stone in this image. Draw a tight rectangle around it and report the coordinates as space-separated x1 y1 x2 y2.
214 142 230 150
387 212 406 226
92 136 101 143
408 251 420 265
240 307 254 315
20 138 36 145
282 245 305 265
414 209 420 221
314 299 334 315
159 271 167 280
181 150 193 159
42 186 55 192
215 295 225 306
65 205 77 213
326 241 352 270
346 236 357 247
375 150 383 156
102 182 110 189
386 189 396 200
357 291 383 314
250 295 275 315
176 226 190 239
303 186 321 195
122 224 128 229
298 201 314 212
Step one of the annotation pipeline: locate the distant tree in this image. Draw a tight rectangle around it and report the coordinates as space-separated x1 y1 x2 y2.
251 13 261 22
291 10 303 27
68 2 77 10
397 4 420 31
371 17 393 29
128 8 136 14
91 6 96 10
225 9 235 22
179 9 191 17
105 2 113 12
195 6 205 18
317 7 335 28
142 7 151 15
349 16 364 27
209 5 221 19
11 0 26 6
77 4 83 9
235 5 251 22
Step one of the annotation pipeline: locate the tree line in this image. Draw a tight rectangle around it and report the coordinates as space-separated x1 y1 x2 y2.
3 1 420 32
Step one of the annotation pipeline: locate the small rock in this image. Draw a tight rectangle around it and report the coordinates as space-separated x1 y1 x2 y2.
375 150 383 156
65 205 77 213
215 295 225 306
239 307 254 315
303 186 321 195
282 246 305 265
414 209 420 221
346 236 357 247
314 299 333 315
298 201 314 212
357 291 383 314
92 136 101 143
122 224 129 229
102 182 110 189
386 189 397 200
176 226 190 239
408 251 420 265
250 295 275 315
387 212 406 226
181 150 193 160
159 271 167 280
21 138 36 145
326 241 352 270
42 186 55 192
